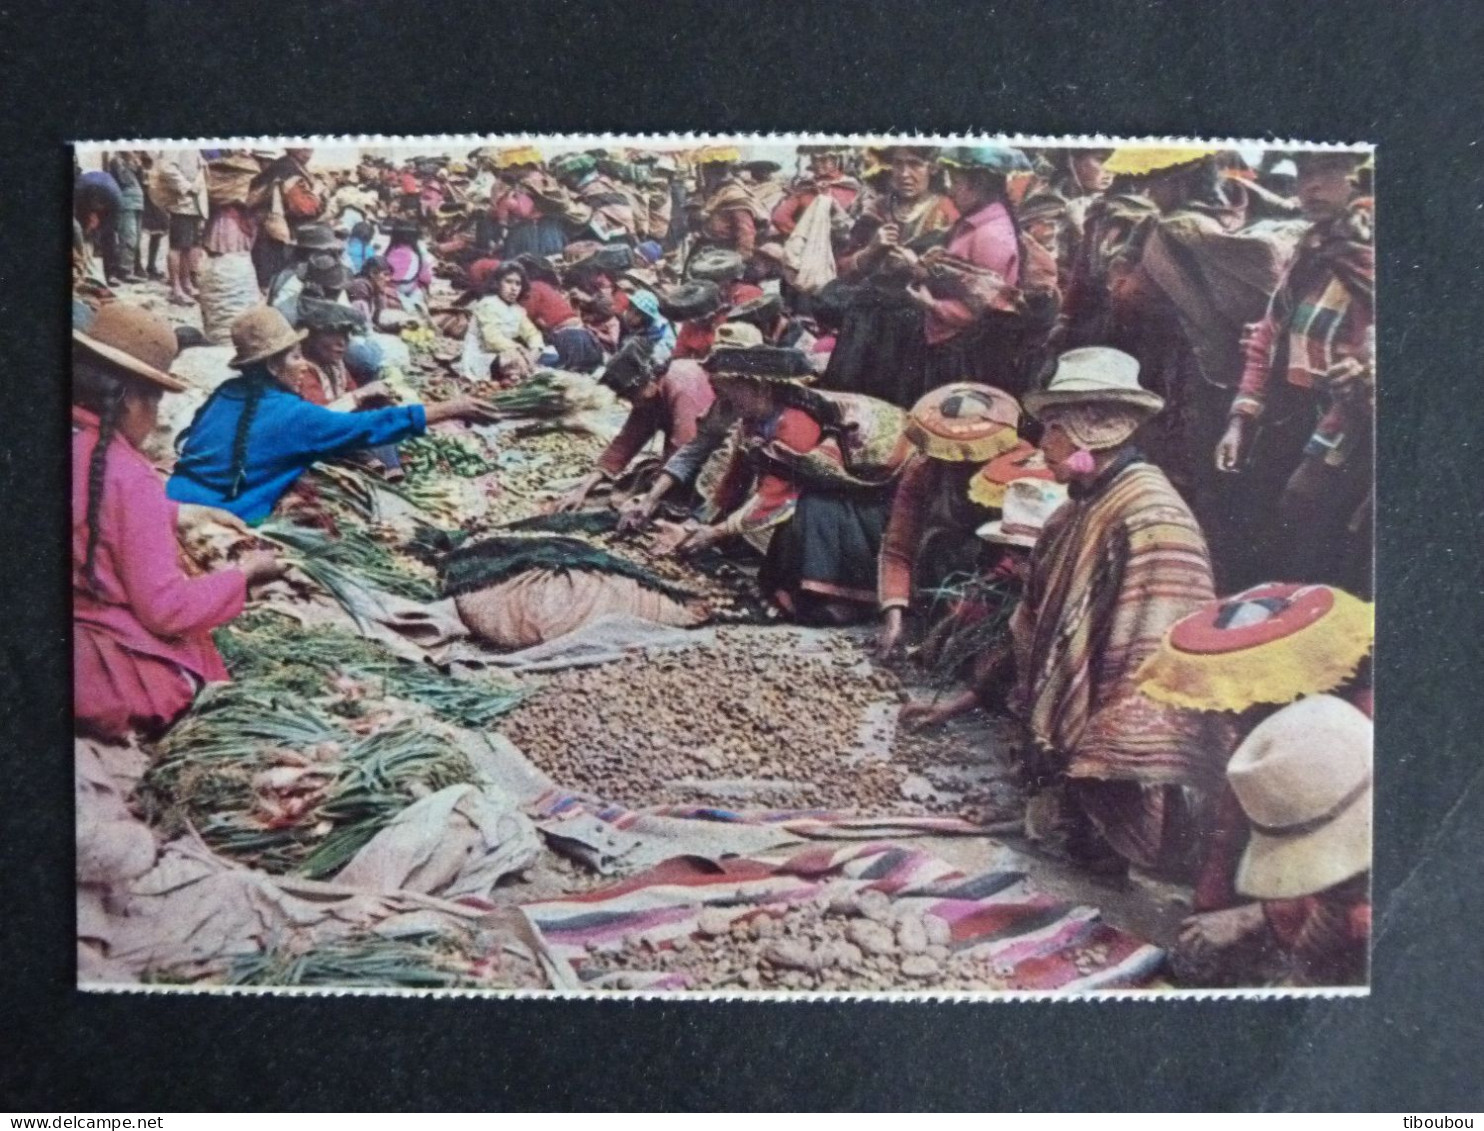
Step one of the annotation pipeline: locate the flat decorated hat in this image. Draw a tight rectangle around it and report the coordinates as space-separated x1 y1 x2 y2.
905 383 1022 463
494 145 543 170
1102 146 1222 178
1137 582 1374 713
687 247 746 283
967 440 1056 509
659 280 723 322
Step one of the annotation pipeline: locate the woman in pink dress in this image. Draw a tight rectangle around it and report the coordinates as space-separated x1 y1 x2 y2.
72 303 282 742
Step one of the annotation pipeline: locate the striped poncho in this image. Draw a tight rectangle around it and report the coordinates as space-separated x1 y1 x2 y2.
1011 455 1224 789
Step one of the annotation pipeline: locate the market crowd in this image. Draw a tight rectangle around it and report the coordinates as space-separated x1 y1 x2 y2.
72 140 1376 987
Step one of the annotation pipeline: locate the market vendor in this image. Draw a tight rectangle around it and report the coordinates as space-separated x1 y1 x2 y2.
904 146 1035 396
671 250 764 360
168 306 495 524
898 475 1070 730
875 382 1026 657
1177 694 1372 987
554 337 718 513
613 321 765 530
73 303 285 742
1133 581 1374 984
1010 347 1224 877
687 145 763 261
675 345 912 625
461 261 547 383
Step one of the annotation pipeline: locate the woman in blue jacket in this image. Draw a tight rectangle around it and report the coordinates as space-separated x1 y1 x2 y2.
168 307 493 523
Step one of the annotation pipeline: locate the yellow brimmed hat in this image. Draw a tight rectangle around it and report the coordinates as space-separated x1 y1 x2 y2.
694 144 741 166
494 146 543 170
1137 583 1374 713
1102 146 1222 178
905 383 1022 463
1228 694 1373 900
967 440 1056 509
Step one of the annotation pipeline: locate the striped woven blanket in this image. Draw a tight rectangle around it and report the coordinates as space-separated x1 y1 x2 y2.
521 840 1165 993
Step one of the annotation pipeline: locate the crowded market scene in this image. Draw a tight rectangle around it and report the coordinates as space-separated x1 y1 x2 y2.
70 135 1375 995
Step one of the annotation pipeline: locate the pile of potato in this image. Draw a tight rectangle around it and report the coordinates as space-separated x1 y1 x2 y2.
582 882 1027 992
501 628 917 811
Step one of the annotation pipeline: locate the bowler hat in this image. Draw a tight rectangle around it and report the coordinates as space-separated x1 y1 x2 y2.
292 223 341 251
73 302 186 392
227 306 307 369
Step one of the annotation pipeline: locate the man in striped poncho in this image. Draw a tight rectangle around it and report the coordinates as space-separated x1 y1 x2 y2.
1011 348 1233 880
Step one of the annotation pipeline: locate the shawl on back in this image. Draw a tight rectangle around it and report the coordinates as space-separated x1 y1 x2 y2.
1011 459 1224 788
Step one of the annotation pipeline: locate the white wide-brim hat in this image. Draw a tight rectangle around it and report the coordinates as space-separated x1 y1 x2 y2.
976 477 1069 548
1024 346 1166 417
1229 694 1373 900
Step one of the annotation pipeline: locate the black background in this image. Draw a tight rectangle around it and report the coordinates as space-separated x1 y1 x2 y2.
2 0 1481 1111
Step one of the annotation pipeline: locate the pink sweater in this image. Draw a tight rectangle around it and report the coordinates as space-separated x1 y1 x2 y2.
73 408 245 739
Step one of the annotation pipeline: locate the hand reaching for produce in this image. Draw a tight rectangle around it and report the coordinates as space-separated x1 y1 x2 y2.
899 689 977 730
875 608 906 658
649 518 696 556
235 549 288 588
617 495 659 534
553 471 605 513
424 396 500 426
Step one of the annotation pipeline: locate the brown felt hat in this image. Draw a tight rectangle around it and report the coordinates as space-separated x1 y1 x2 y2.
73 302 186 392
227 306 307 369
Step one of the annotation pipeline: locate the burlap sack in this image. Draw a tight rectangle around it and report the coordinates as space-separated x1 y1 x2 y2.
454 570 706 651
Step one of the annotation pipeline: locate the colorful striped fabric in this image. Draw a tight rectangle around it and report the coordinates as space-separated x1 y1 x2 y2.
520 840 1165 993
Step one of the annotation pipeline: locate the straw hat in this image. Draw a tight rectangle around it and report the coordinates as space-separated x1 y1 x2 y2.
1228 694 1373 900
976 477 1069 548
1023 347 1164 417
1102 147 1222 178
73 302 186 392
227 306 307 369
905 383 1022 463
967 440 1057 509
1137 583 1374 713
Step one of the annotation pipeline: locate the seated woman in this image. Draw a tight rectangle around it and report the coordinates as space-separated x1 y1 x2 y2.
554 338 717 513
675 345 913 624
345 255 412 333
73 303 284 742
168 306 493 524
461 261 547 383
876 382 1027 657
515 254 604 373
383 217 433 317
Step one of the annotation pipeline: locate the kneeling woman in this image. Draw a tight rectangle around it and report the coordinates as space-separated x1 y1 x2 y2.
678 346 912 623
168 306 494 523
73 304 284 742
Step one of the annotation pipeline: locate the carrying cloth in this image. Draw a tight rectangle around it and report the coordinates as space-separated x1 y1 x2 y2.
782 193 840 293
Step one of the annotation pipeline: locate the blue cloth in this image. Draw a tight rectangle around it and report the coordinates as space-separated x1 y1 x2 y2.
167 371 427 523
345 237 376 275
626 289 676 367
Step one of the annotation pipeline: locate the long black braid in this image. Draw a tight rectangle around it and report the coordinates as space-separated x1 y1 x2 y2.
74 357 128 595
227 364 273 500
